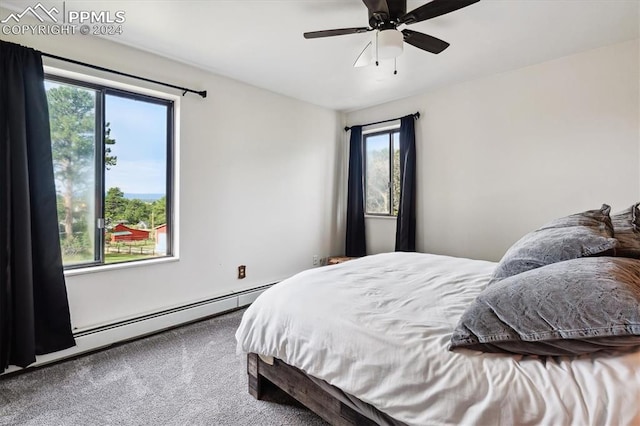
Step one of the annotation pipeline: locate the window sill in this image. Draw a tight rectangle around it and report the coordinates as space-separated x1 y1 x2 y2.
64 256 179 277
365 215 397 220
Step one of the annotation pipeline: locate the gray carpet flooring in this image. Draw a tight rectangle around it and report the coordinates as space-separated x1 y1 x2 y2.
0 309 327 425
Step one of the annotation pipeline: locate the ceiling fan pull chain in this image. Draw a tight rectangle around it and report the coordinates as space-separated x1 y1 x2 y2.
394 58 398 75
375 31 379 66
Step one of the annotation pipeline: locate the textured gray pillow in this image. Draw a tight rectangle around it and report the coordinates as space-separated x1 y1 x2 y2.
611 203 640 258
450 257 640 356
491 204 617 281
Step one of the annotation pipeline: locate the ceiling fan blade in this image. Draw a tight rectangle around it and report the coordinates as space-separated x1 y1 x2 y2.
353 41 374 67
362 0 390 21
304 27 371 39
402 29 450 54
399 0 480 25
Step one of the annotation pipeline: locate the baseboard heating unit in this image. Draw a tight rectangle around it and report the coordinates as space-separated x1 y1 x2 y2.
2 284 272 375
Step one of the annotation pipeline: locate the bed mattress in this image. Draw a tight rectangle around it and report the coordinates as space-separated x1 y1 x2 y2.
236 252 640 425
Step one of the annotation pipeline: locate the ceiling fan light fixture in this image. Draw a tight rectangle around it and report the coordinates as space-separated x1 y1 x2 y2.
376 29 403 59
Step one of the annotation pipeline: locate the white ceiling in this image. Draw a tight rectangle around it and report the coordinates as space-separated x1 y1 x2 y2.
5 0 640 111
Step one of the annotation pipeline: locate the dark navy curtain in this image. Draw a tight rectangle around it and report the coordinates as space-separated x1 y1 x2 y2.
395 115 417 252
0 41 75 371
345 125 366 257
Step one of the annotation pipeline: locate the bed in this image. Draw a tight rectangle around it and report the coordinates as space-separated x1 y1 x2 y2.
235 203 640 425
236 251 640 425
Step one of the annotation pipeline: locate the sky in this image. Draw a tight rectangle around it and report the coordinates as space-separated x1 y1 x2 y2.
105 94 167 195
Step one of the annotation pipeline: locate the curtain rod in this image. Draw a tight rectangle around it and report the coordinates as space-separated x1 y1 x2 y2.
344 111 420 132
40 51 207 98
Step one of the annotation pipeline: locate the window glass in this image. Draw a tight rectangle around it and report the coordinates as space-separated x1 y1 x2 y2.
366 133 391 214
104 94 169 263
46 81 98 266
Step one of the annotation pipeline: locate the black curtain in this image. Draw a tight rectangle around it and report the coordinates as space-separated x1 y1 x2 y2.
395 115 417 252
345 125 366 257
0 41 75 371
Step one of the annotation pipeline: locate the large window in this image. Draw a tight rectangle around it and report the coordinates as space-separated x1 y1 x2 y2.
45 75 174 268
364 129 400 216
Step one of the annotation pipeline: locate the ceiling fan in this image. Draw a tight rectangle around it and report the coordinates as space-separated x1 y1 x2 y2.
303 0 479 69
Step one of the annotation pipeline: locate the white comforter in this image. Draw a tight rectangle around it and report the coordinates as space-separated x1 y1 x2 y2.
236 252 640 426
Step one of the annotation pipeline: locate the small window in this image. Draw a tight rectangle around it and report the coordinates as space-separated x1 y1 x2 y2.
45 75 174 268
364 129 400 216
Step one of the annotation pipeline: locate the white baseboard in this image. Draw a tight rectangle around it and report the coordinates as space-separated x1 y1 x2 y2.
3 285 271 375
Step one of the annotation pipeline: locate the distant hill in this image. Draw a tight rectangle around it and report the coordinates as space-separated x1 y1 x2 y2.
124 193 164 202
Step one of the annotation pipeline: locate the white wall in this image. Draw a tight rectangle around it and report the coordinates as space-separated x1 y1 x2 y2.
2 17 343 331
348 40 640 261
365 216 397 255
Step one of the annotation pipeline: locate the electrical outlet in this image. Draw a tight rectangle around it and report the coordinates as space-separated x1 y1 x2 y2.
312 255 319 266
238 265 246 279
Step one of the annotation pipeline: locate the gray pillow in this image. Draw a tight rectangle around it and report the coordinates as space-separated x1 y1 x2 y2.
611 203 640 258
450 257 640 356
491 204 617 281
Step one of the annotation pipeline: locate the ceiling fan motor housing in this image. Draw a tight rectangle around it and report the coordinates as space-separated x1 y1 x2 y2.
368 0 407 27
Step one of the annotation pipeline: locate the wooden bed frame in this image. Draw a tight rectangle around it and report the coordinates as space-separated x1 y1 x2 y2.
247 353 377 425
